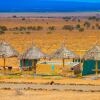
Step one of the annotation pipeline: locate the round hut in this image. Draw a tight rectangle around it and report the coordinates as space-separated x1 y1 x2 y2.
83 44 100 76
50 44 80 75
0 41 19 70
20 45 47 75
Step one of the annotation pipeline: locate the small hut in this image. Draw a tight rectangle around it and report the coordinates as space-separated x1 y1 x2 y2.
50 45 80 75
82 44 100 76
0 41 19 70
20 45 47 75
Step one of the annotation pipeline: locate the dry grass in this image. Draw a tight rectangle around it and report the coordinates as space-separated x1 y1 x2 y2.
0 17 99 69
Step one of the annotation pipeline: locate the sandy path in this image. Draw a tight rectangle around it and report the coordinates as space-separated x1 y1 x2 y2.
0 90 100 100
0 83 100 92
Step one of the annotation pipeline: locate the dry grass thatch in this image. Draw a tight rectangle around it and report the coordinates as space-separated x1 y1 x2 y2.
20 44 48 59
50 45 79 59
0 41 19 58
83 44 100 60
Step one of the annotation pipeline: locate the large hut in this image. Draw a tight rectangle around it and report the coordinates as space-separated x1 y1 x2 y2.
51 45 79 67
20 45 47 75
0 41 19 70
82 44 100 76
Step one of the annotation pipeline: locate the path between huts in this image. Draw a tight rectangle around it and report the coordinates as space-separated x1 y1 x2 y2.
0 83 100 92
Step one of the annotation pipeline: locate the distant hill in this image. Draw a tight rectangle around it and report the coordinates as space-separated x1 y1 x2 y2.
0 0 100 12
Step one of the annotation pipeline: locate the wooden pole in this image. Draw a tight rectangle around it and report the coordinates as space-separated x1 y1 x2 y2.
95 60 98 76
79 58 83 77
33 59 37 76
62 58 65 68
21 59 23 72
4 58 6 70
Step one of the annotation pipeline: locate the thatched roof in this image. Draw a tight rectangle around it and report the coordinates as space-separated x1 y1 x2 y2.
50 45 79 59
83 44 100 60
0 41 19 58
20 45 48 60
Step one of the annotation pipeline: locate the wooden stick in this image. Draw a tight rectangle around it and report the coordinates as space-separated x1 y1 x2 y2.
95 60 98 76
62 58 65 68
4 58 6 70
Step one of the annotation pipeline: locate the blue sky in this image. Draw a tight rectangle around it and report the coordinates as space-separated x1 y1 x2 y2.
0 0 100 12
55 0 100 2
0 0 100 3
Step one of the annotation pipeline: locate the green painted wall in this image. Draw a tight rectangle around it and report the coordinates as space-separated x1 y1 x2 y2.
82 60 100 76
20 59 33 68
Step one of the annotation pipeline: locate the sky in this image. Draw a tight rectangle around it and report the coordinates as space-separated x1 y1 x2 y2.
0 0 100 12
55 0 100 2
0 0 100 3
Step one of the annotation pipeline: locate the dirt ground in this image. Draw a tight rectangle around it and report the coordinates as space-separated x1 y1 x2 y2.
0 89 100 100
1 77 100 85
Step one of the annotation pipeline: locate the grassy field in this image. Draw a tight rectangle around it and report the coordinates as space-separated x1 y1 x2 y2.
0 17 99 69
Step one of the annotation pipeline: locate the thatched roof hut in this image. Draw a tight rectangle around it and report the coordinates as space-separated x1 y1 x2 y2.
0 41 19 58
83 44 100 76
0 41 19 70
50 45 79 68
83 45 100 60
20 45 47 60
19 45 48 75
51 45 79 59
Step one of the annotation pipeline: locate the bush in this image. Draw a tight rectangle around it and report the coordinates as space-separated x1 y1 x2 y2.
76 24 81 29
22 17 26 21
26 32 31 34
0 30 5 34
63 17 71 21
48 26 55 31
63 25 74 31
19 26 26 31
0 26 7 31
37 26 43 30
84 21 91 28
27 26 36 30
79 28 84 32
47 31 52 34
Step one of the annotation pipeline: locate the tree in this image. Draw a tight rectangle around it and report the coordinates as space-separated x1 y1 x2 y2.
76 24 81 29
84 21 91 28
0 26 7 31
